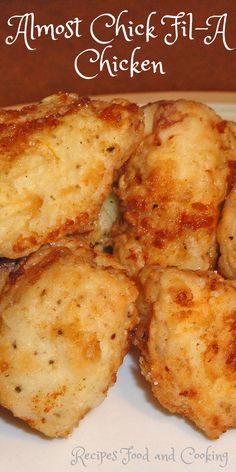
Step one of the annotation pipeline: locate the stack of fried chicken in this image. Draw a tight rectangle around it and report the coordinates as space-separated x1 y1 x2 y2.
0 93 235 439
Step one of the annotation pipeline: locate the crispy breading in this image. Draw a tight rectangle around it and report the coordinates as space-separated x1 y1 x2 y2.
135 266 236 439
221 120 236 193
0 92 143 259
0 238 138 438
0 259 17 292
114 100 228 275
217 121 236 279
217 185 236 279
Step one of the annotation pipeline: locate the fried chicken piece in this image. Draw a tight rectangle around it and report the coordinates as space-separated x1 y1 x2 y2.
221 120 236 193
114 100 228 275
217 185 236 279
0 238 138 438
216 121 236 279
135 266 236 439
0 92 143 259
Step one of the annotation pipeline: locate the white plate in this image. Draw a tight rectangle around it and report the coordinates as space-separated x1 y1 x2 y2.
1 99 236 472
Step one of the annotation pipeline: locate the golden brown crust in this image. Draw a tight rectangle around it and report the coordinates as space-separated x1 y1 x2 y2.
0 94 90 161
0 258 17 293
0 92 143 259
220 120 236 193
217 185 236 279
114 100 228 275
0 237 138 437
135 266 236 438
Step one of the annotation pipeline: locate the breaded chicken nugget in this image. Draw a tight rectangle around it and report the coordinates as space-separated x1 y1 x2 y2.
114 100 228 275
218 185 236 279
0 238 138 437
221 120 236 193
0 92 143 259
135 266 236 439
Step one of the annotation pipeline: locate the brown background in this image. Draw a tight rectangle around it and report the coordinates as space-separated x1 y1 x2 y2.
0 0 235 106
